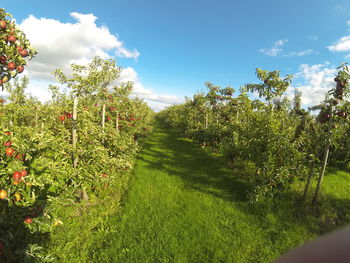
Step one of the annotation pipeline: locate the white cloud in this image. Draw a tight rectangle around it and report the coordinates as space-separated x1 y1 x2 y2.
259 39 288 56
118 67 184 111
274 39 288 47
287 63 336 106
12 12 181 111
328 35 350 52
18 12 139 81
260 39 315 58
283 49 314 57
327 20 350 54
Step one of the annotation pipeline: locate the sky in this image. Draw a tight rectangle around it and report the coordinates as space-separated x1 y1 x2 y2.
1 0 350 111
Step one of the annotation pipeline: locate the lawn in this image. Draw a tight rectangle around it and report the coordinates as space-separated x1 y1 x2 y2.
46 121 350 262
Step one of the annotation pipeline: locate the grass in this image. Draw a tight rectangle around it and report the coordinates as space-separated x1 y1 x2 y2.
45 120 350 262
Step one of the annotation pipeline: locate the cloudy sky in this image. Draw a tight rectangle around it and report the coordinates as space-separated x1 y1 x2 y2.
1 0 350 111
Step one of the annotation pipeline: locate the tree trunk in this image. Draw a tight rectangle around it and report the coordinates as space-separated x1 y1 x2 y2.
101 103 106 130
312 118 332 205
35 112 38 127
81 188 89 201
116 111 119 133
205 112 208 129
72 96 78 168
302 162 314 202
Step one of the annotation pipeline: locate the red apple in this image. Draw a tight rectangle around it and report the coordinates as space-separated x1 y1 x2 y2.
24 216 33 224
337 111 347 118
13 171 22 181
17 65 24 73
7 62 15 70
0 55 6 64
21 169 28 177
4 141 12 147
20 49 28 57
5 147 14 156
15 153 25 161
7 35 16 43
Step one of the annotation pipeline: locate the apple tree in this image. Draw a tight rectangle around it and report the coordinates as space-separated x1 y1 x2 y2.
0 8 36 88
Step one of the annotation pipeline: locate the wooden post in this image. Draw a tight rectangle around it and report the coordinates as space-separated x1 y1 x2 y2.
102 103 106 130
302 162 314 202
35 112 38 127
72 96 78 168
116 111 119 133
312 115 332 205
205 112 208 129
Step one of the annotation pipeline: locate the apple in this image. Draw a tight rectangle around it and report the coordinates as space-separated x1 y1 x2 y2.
13 180 20 185
0 55 6 64
21 169 28 177
24 216 33 224
4 140 12 147
15 153 25 161
0 189 7 199
323 113 331 120
13 171 22 181
339 111 347 118
19 49 28 57
14 192 21 201
7 35 16 43
5 147 14 156
4 131 11 136
17 65 24 73
16 46 23 52
7 62 15 70
2 76 9 83
0 20 6 29
59 115 65 121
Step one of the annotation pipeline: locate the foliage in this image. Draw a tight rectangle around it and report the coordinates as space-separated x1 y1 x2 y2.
159 66 350 203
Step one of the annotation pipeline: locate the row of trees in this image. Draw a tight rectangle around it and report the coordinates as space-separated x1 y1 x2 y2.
0 8 154 261
159 66 350 203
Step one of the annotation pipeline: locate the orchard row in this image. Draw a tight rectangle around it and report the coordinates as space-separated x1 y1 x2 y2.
0 60 153 261
159 66 350 203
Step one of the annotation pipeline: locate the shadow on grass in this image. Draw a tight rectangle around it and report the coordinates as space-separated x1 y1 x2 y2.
137 121 252 203
138 120 350 234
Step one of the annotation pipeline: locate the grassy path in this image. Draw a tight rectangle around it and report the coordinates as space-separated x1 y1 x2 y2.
89 121 324 263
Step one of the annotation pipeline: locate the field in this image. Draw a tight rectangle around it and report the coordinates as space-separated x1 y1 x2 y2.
0 8 350 262
44 120 350 262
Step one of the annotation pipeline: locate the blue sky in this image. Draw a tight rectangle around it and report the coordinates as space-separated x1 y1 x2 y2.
1 0 350 110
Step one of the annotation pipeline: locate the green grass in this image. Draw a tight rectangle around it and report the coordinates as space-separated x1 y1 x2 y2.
46 121 350 262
